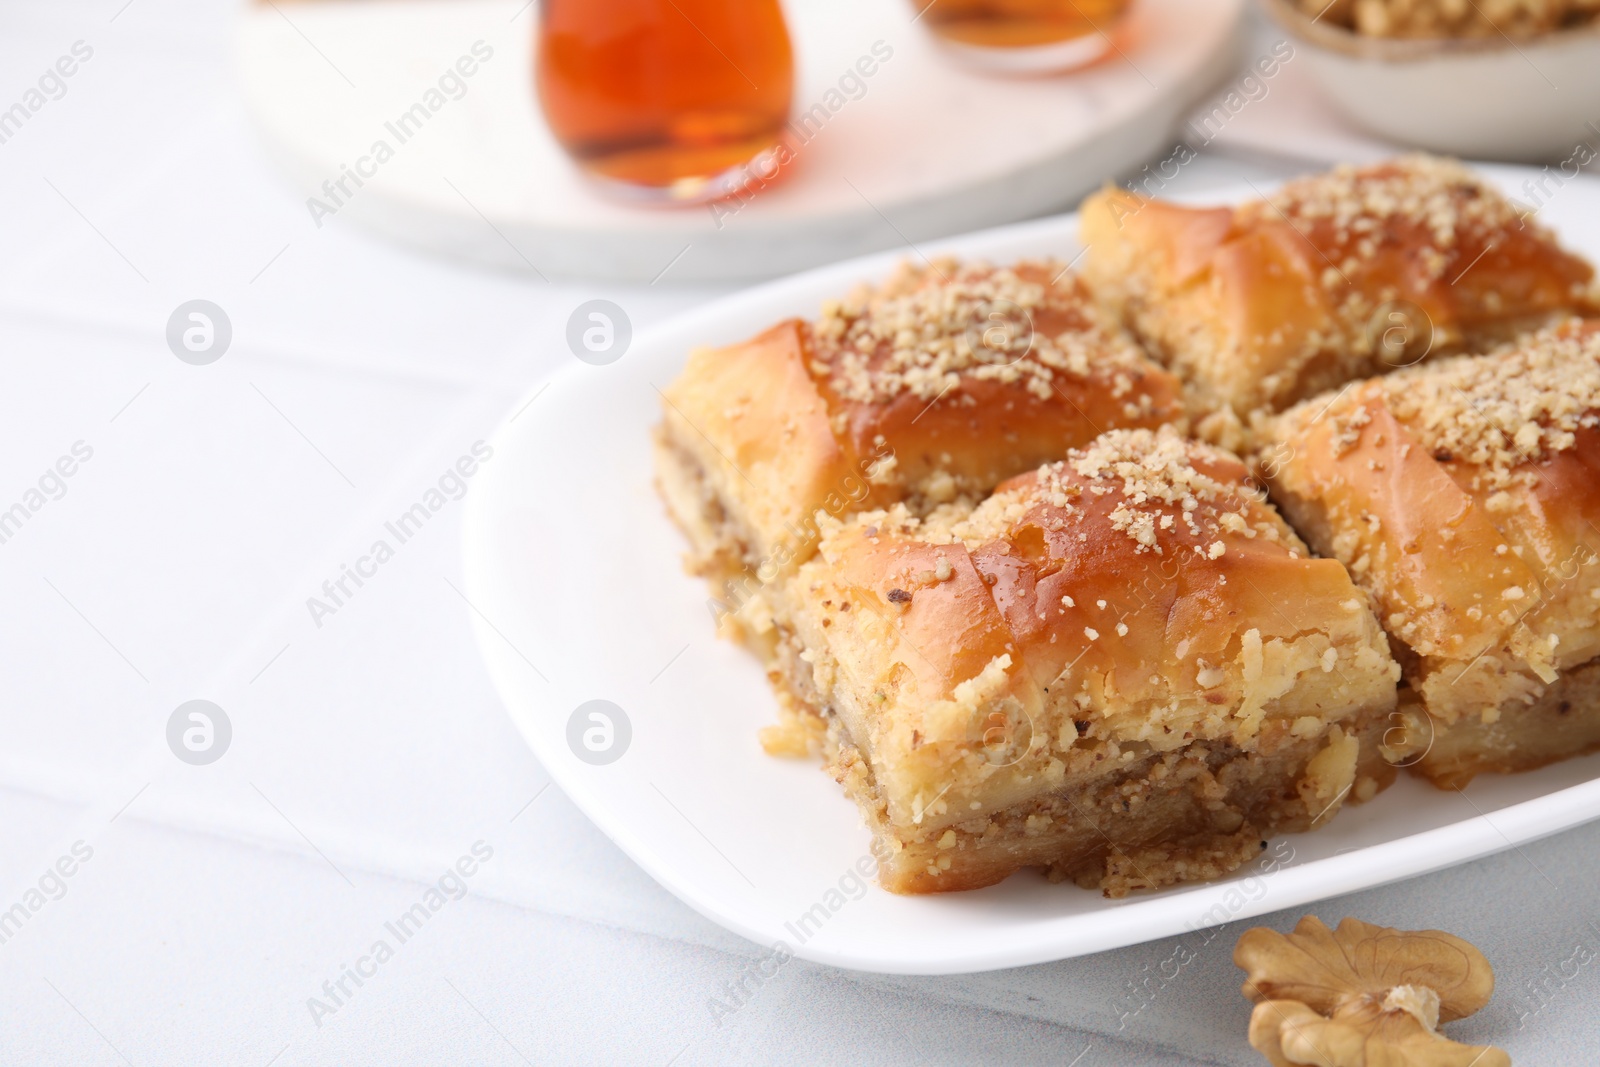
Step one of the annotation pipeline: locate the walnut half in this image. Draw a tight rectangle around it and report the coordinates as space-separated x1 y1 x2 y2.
1234 916 1510 1067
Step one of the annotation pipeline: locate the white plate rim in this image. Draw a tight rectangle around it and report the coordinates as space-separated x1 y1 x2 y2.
462 166 1600 974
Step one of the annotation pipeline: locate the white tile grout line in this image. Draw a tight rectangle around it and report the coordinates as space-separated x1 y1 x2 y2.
0 777 1337 1062
0 297 514 394
0 772 756 967
10 93 237 284
0 355 544 904
5 789 1278 1067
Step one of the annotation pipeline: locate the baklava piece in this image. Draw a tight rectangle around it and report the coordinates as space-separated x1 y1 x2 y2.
1080 155 1596 417
786 428 1400 895
1264 321 1600 788
654 259 1184 730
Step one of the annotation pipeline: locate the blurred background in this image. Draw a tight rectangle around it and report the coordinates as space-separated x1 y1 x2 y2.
2 0 1599 1064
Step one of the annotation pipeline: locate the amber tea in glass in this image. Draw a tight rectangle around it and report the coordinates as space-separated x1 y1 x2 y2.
912 0 1132 73
537 0 795 203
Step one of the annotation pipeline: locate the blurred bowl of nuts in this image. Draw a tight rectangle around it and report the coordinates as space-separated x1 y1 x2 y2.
1262 0 1600 161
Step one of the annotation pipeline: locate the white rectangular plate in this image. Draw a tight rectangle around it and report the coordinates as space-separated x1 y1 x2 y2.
462 165 1600 975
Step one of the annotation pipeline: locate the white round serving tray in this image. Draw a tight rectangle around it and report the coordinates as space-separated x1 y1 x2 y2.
236 0 1243 282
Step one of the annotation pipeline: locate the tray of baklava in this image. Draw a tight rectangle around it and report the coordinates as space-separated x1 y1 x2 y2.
464 156 1600 973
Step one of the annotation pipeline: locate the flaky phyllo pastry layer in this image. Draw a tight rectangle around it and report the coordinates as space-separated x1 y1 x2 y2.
1265 321 1600 788
784 429 1399 894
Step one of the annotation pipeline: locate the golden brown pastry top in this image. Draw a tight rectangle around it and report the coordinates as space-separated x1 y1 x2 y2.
1246 156 1589 327
813 259 1155 405
808 259 1186 498
1080 155 1596 415
945 429 1389 744
1345 319 1600 493
1266 321 1600 700
658 259 1184 569
792 429 1398 832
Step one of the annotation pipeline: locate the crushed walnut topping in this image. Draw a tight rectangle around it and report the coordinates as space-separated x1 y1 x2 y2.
1377 322 1600 486
906 429 1297 562
1328 404 1373 456
812 257 1155 406
1272 321 1600 492
1060 429 1261 551
929 428 1298 557
1245 155 1528 268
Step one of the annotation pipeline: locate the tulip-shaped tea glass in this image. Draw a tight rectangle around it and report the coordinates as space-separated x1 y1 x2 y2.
537 0 796 203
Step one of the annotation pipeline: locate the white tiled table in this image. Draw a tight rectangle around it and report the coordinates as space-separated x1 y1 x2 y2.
2 2 1597 1064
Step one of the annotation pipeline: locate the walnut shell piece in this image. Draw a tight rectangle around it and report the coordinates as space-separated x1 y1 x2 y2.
1235 916 1510 1067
